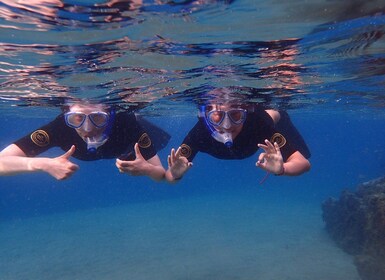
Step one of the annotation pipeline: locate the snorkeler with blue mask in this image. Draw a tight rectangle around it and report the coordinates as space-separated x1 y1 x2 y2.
165 87 311 183
0 101 169 181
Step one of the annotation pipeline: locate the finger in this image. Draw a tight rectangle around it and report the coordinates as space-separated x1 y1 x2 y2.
265 139 275 152
274 142 282 156
171 148 176 161
61 145 76 159
168 149 175 166
258 152 266 163
134 143 142 159
70 163 80 171
167 155 172 167
257 143 268 151
175 147 182 158
256 160 265 169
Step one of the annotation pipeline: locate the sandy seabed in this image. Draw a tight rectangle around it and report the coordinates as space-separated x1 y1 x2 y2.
0 192 360 280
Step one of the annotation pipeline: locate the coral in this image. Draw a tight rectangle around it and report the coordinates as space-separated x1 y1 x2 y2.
322 176 385 280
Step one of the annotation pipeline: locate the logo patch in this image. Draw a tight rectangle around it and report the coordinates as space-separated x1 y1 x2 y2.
30 130 50 147
138 133 151 148
179 144 192 158
271 133 286 148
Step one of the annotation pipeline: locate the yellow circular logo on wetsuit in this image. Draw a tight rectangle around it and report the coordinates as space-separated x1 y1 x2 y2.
179 144 192 158
30 130 50 147
138 133 152 148
270 133 286 148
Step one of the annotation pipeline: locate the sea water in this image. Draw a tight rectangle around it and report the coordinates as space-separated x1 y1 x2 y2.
0 1 384 279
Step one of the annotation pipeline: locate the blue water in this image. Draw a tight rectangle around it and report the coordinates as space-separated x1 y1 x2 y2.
1 0 385 279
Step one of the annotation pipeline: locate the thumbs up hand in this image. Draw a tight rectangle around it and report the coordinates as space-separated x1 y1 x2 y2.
45 145 79 180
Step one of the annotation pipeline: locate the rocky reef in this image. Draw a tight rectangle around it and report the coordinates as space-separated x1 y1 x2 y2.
322 176 385 280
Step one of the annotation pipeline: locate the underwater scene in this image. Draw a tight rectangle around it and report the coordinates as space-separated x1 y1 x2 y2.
0 0 385 279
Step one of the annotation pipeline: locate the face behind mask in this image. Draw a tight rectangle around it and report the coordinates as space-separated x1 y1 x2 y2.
64 105 115 153
200 106 246 148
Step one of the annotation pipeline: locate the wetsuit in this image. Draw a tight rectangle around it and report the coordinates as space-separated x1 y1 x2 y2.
14 112 164 161
178 106 310 162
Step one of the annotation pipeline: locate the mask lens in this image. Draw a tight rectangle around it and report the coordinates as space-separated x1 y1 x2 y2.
89 112 109 128
65 113 86 128
228 109 246 124
207 110 225 126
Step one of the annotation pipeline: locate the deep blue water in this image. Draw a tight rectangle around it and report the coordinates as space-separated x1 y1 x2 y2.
0 0 385 279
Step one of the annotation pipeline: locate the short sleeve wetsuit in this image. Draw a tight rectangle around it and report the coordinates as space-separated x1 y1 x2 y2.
13 112 157 161
177 106 310 162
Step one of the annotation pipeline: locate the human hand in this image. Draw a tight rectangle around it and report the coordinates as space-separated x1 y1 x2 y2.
256 139 284 175
116 143 149 176
45 145 79 180
167 147 193 180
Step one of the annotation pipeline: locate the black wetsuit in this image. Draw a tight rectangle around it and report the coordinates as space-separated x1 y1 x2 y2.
178 106 310 162
14 112 160 161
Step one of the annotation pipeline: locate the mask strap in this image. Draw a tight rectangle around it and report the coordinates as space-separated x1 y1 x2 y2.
102 108 115 139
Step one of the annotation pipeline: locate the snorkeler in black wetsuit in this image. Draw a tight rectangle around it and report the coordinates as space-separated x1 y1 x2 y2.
178 105 310 162
165 87 311 182
0 102 169 181
14 110 166 161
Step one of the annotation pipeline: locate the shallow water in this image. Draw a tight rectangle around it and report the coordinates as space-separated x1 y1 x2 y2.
0 0 385 279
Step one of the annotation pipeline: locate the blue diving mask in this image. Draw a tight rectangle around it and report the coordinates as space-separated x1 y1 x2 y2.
64 109 115 153
200 106 246 148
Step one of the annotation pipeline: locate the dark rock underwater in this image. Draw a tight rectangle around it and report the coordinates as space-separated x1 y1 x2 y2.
322 176 385 280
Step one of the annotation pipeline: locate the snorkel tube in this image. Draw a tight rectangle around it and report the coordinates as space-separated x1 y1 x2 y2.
199 106 233 148
86 108 115 153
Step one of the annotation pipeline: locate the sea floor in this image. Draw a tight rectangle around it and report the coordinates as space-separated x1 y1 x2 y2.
0 192 360 280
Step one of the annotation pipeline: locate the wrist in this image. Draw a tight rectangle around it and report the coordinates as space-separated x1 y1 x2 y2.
275 165 285 176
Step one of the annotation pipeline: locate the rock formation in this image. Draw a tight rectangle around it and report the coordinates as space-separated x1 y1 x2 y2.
322 176 385 280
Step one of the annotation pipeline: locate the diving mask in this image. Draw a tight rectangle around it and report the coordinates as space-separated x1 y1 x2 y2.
206 109 247 127
64 110 114 153
65 111 110 129
200 106 247 148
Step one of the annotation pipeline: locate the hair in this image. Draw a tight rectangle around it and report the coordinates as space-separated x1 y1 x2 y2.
61 99 112 113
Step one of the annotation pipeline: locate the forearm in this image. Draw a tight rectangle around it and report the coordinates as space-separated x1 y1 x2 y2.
144 164 165 181
281 158 311 176
0 156 48 176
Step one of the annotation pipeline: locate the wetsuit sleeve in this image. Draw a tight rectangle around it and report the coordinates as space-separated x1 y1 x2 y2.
135 116 170 152
13 116 63 157
177 121 203 162
253 108 298 162
275 111 311 159
130 115 158 161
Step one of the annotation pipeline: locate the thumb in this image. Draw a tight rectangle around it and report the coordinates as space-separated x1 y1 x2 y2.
134 143 143 159
61 145 76 159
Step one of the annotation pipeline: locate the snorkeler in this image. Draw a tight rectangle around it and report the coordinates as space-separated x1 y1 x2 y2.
165 87 311 182
0 101 169 181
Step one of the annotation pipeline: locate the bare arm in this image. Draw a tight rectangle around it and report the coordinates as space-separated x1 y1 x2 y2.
261 110 311 176
265 109 280 124
281 151 311 176
115 143 166 181
256 140 310 176
0 144 79 180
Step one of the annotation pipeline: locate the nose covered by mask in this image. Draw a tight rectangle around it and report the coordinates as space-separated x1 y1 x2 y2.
201 108 234 148
80 118 108 153
211 115 233 147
